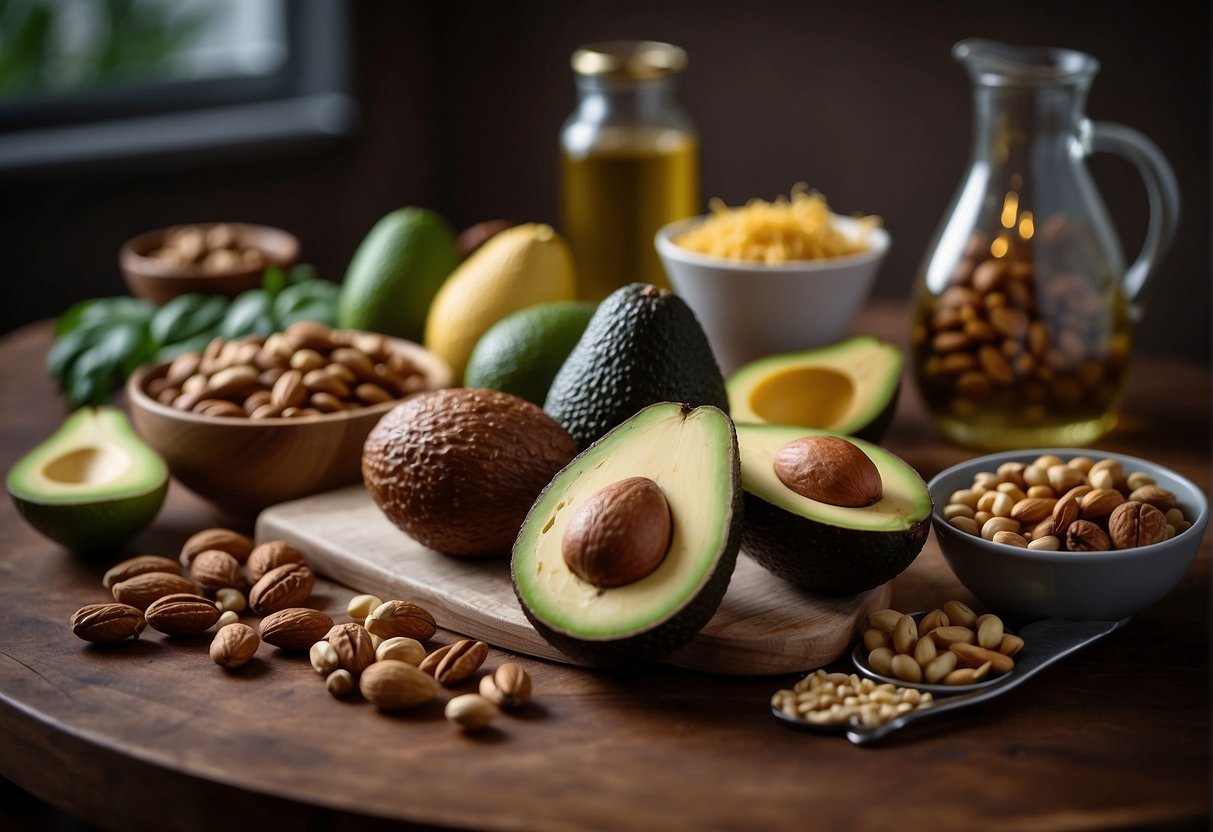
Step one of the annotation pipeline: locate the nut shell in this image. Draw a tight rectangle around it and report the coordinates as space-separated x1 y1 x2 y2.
365 600 437 641
70 603 146 644
190 549 244 595
259 608 334 651
419 638 488 685
209 623 260 669
145 593 221 636
111 572 197 611
246 540 305 583
102 555 181 589
248 562 315 614
1108 500 1168 549
479 662 532 707
181 527 254 566
325 622 376 676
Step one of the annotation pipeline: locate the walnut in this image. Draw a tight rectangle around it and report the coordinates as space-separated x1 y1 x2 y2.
1108 501 1168 549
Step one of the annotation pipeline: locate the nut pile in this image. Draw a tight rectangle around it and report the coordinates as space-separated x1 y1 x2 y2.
913 226 1130 424
862 601 1022 686
146 223 270 274
772 670 933 728
942 454 1191 551
144 321 428 418
71 529 535 734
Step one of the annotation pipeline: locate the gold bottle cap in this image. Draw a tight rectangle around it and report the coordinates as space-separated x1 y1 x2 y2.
571 41 687 79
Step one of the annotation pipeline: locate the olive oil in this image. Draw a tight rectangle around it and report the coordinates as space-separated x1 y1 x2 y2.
561 128 699 301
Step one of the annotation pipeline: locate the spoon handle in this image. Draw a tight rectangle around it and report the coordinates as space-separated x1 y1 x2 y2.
846 618 1126 745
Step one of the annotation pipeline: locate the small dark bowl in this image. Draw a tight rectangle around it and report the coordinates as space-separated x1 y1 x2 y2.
120 222 300 306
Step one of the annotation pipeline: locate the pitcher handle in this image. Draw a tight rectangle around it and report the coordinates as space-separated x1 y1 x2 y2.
1088 121 1181 301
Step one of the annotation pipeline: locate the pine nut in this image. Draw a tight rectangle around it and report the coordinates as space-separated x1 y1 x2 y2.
893 614 918 654
924 651 958 683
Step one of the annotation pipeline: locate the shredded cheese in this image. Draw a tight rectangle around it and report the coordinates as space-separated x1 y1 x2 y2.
675 185 879 264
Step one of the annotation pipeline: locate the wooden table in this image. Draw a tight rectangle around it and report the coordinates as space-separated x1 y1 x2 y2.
1 304 1208 831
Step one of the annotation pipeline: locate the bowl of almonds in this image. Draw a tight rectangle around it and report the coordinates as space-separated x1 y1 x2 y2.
126 321 451 515
928 450 1207 620
120 222 300 305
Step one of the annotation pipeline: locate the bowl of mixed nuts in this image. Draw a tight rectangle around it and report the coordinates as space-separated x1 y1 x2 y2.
126 321 451 515
928 449 1208 620
120 222 300 305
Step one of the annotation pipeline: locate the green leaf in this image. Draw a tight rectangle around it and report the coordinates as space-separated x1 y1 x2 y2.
272 279 339 323
47 325 101 380
155 332 215 362
150 293 228 346
61 321 146 408
262 265 286 298
219 290 272 339
278 300 338 329
287 263 318 285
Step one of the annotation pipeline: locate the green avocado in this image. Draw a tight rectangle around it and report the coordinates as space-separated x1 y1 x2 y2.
736 423 930 595
727 336 902 442
337 207 461 343
544 283 729 450
512 402 743 667
7 407 168 554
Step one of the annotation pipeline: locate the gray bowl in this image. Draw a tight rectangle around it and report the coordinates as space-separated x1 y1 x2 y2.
928 449 1208 621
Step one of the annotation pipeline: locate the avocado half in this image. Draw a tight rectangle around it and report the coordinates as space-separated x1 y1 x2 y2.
737 423 930 595
7 407 168 554
512 402 742 667
727 335 901 442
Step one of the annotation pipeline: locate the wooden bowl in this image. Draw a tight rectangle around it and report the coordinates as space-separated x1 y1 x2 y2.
125 338 451 516
120 223 300 306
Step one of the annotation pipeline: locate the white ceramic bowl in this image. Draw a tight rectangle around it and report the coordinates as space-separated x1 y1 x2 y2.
929 449 1208 621
654 214 889 374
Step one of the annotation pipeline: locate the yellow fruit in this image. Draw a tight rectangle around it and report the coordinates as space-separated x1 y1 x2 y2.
424 224 576 381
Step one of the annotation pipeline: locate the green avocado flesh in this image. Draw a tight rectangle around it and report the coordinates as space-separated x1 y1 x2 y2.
737 423 930 595
727 335 901 442
512 402 742 666
7 407 168 553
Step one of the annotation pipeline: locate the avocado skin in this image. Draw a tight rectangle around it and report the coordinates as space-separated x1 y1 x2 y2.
545 283 729 450
741 490 929 596
11 484 167 556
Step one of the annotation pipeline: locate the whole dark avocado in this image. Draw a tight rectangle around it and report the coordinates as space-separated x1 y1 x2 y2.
362 388 578 558
544 283 729 449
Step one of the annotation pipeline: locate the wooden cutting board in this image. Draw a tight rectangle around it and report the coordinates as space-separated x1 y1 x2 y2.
256 485 892 676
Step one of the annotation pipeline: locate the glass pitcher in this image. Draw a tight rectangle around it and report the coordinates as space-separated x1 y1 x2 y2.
560 41 699 301
911 39 1179 449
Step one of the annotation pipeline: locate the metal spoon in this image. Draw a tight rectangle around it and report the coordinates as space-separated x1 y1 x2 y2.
772 617 1126 746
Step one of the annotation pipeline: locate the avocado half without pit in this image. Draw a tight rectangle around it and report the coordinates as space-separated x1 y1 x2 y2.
6 406 169 554
512 402 743 668
727 335 901 442
737 424 931 596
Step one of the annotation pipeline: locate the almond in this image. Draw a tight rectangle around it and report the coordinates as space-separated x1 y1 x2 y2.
111 572 196 611
248 562 315 614
420 638 488 685
1009 497 1055 524
259 608 334 651
190 549 244 595
365 600 438 641
181 527 254 566
145 593 221 636
326 622 376 676
1128 484 1177 512
359 660 438 711
247 540 306 583
1079 488 1124 519
102 555 181 590
209 623 260 669
71 603 145 644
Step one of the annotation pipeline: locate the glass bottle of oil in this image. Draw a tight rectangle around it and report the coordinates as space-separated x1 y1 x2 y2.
560 41 699 301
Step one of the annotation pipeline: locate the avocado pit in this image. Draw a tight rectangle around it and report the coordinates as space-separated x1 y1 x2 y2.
562 476 672 588
773 435 883 508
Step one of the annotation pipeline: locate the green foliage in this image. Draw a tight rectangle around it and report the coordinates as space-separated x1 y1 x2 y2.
48 265 337 408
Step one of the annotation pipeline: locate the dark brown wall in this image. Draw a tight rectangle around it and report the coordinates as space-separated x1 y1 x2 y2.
2 0 1207 363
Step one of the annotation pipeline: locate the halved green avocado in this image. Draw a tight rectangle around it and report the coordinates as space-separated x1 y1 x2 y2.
727 336 901 442
7 407 168 554
737 423 930 595
512 402 742 667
